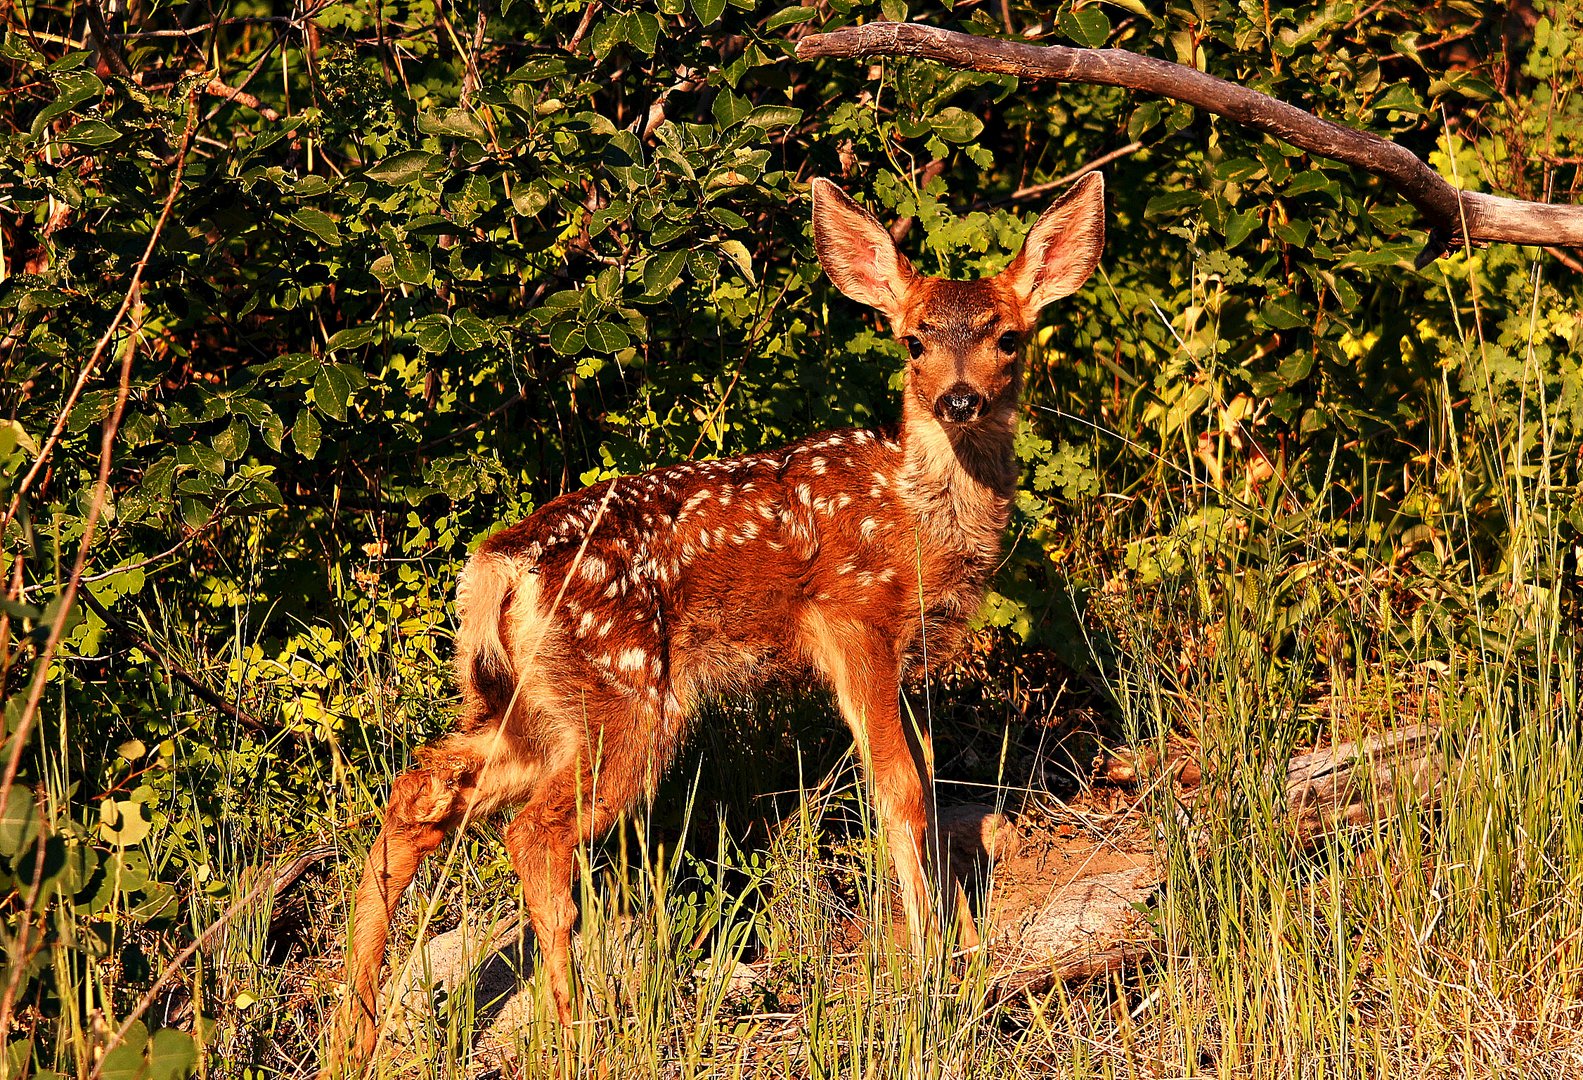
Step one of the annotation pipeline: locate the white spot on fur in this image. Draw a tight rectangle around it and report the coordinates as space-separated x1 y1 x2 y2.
579 556 607 582
859 517 878 539
617 647 646 671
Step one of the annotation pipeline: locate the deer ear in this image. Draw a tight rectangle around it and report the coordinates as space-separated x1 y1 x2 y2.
811 178 915 322
1004 171 1106 318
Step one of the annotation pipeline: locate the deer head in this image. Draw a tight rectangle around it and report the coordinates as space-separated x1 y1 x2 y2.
810 174 1106 432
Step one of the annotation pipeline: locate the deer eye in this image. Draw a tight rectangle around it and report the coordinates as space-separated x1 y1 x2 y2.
904 336 925 360
997 331 1020 354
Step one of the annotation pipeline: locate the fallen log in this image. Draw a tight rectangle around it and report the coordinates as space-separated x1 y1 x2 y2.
984 724 1443 994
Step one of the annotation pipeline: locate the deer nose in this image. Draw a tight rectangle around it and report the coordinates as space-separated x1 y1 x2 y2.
935 383 984 423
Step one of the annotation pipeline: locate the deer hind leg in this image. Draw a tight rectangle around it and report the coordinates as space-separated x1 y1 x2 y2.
503 777 585 1027
503 703 655 1027
334 731 535 1069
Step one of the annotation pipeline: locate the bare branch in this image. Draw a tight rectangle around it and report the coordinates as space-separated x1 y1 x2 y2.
795 23 1583 259
76 590 276 736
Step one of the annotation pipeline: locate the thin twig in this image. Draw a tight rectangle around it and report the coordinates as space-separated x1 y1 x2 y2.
566 2 602 54
984 141 1144 206
76 590 275 735
1543 245 1583 274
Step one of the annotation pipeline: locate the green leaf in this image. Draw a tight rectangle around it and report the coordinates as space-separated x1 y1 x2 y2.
0 785 38 857
929 107 983 144
1261 294 1309 330
1277 351 1315 386
288 208 342 247
1371 82 1424 115
293 407 321 459
625 11 661 53
146 1028 199 1080
1127 101 1161 141
99 1043 147 1080
213 417 250 461
1144 190 1202 218
31 69 103 137
510 180 552 217
364 149 444 186
412 314 453 352
326 325 376 352
1058 6 1111 48
259 410 284 452
584 321 632 353
687 249 719 282
549 323 585 355
744 104 803 130
61 119 120 147
709 206 749 230
450 311 493 352
388 244 432 286
693 0 726 25
1221 208 1261 249
312 366 351 421
643 251 688 295
719 239 755 283
419 107 490 143
98 799 151 847
764 5 817 29
712 90 752 129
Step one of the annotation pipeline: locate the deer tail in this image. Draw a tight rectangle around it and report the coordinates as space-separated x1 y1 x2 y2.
455 551 518 680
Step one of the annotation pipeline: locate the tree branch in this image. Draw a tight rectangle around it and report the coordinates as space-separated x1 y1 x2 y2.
795 23 1583 260
77 590 275 736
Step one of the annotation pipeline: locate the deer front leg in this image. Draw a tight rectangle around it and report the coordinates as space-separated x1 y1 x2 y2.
808 619 970 954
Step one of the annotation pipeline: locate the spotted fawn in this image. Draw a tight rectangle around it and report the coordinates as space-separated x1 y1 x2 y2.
330 172 1105 1066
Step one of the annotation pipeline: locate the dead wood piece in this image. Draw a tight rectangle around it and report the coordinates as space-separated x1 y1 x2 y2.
795 23 1583 255
938 802 1020 875
1284 723 1441 842
990 866 1158 994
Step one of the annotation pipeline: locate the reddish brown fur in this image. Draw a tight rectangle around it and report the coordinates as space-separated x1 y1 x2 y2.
326 173 1106 1070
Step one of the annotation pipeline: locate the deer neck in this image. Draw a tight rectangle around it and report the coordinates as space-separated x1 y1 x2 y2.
898 397 1018 561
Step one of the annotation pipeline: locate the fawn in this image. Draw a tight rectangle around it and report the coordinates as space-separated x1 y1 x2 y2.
329 172 1105 1066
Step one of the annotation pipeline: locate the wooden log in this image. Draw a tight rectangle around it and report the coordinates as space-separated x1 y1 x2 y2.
1284 723 1441 843
986 724 1443 993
